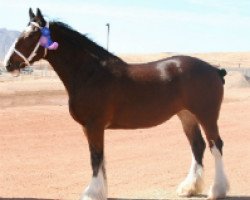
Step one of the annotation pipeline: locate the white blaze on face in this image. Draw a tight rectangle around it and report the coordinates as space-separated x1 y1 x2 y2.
3 24 32 67
22 24 37 39
3 24 33 67
24 25 33 33
3 38 22 77
3 39 18 67
23 22 40 36
4 41 21 77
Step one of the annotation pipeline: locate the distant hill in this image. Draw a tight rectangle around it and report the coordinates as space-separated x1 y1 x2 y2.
0 28 20 60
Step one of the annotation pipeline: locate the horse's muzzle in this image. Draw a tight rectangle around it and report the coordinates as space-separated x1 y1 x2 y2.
5 61 22 77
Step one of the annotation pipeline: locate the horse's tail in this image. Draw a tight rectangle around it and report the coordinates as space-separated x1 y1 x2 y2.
217 68 227 85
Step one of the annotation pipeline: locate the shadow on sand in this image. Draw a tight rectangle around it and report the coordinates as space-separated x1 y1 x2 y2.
1 196 250 200
109 196 250 200
0 198 57 200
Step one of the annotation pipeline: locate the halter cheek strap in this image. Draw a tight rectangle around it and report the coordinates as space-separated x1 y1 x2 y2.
13 21 58 66
13 40 42 66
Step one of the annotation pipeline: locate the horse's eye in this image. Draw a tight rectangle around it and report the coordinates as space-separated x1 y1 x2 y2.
31 25 39 32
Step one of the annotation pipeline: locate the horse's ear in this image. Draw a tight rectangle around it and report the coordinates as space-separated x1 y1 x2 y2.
29 8 35 20
36 8 46 27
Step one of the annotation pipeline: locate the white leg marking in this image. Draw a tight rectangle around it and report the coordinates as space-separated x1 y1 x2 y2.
208 145 229 199
177 155 204 197
81 165 107 200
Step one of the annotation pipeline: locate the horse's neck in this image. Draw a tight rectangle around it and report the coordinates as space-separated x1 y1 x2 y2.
45 24 126 94
46 44 94 94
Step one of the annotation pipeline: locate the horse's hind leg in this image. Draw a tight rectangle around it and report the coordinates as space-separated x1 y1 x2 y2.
177 110 206 197
81 125 107 200
199 117 229 199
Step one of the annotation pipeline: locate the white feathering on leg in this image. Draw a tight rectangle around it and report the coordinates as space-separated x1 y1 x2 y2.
81 165 107 200
177 155 204 197
208 145 229 199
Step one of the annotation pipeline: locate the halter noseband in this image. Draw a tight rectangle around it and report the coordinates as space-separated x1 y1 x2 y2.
13 38 43 66
13 22 58 66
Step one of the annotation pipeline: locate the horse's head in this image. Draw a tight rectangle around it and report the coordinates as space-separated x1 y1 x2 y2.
4 8 48 76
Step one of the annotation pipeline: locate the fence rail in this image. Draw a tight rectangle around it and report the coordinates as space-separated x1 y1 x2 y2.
225 67 250 77
1 66 250 81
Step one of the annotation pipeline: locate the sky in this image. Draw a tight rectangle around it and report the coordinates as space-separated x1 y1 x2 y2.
1 0 250 54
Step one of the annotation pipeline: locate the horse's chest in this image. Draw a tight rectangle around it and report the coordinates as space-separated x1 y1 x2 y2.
68 93 109 125
68 98 82 124
68 97 91 125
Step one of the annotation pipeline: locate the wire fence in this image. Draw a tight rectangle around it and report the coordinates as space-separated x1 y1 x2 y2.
1 64 250 81
225 67 250 77
0 66 59 82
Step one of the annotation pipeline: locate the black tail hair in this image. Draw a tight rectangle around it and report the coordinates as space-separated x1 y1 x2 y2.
218 68 227 84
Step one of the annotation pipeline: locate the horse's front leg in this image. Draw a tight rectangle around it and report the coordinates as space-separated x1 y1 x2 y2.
81 125 107 200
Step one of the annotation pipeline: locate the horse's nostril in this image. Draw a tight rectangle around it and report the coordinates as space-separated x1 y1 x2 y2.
5 61 11 71
5 61 19 72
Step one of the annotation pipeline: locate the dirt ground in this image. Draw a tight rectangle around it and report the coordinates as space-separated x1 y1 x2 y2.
0 71 250 200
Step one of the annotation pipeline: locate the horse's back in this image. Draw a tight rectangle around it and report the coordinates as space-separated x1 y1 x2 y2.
127 55 224 83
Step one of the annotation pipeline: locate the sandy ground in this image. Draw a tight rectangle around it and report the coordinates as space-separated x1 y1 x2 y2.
120 52 250 68
0 62 250 200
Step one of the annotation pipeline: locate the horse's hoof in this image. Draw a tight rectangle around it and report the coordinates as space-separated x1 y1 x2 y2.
80 184 107 200
177 177 204 197
80 193 107 200
177 184 199 197
207 181 229 200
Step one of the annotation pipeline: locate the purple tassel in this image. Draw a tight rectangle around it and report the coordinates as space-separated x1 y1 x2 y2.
39 27 59 50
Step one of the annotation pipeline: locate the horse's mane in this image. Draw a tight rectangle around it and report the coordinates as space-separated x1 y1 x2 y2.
51 21 125 63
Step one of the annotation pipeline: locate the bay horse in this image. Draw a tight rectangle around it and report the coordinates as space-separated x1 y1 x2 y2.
4 8 229 200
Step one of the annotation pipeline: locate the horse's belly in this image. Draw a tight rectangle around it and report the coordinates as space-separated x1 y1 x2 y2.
109 103 178 129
